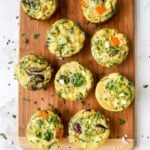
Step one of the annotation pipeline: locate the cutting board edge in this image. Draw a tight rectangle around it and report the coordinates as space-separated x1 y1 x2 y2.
19 137 135 150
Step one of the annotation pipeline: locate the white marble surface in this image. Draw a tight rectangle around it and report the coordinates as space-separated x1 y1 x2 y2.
0 0 150 149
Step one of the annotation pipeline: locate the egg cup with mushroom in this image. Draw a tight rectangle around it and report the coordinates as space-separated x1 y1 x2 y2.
68 109 110 150
15 54 53 90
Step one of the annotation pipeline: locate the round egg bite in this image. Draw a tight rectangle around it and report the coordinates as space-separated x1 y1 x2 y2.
46 19 85 58
15 54 53 90
69 109 110 150
91 28 129 68
95 73 135 112
54 61 94 101
80 0 117 23
21 0 58 20
26 110 64 150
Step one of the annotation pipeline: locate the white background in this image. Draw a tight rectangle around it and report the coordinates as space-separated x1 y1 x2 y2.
0 0 150 149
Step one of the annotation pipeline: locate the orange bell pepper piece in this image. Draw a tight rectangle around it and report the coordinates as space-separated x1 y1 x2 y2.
39 111 48 119
96 5 107 14
111 36 120 46
42 5 48 13
80 1 87 7
56 129 64 138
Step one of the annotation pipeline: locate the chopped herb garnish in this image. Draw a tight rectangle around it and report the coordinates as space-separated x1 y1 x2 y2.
143 84 149 88
22 98 31 102
141 135 144 138
21 33 25 37
76 21 81 27
8 61 13 64
33 33 40 39
43 131 53 141
119 119 126 125
93 24 98 30
70 73 86 87
6 40 11 45
0 133 7 140
48 103 51 106
62 99 66 104
12 114 16 119
88 103 91 106
37 107 41 111
23 38 29 44
41 97 44 101
16 16 19 19
66 109 71 114
85 21 90 25
33 101 37 104
81 101 85 105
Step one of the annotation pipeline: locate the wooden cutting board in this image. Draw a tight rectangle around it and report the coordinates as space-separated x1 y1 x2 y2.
19 0 135 149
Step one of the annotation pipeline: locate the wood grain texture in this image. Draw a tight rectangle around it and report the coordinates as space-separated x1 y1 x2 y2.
19 0 135 147
19 138 134 150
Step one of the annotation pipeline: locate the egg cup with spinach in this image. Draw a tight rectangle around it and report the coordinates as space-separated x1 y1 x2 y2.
26 110 64 150
95 73 135 112
15 54 53 90
46 19 85 58
91 28 129 68
54 61 94 101
80 0 117 23
21 0 58 20
69 109 110 150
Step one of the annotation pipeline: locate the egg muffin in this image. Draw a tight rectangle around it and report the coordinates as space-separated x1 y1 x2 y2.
15 54 53 90
46 19 85 58
80 0 117 23
91 28 129 68
69 109 110 150
21 0 58 20
95 73 135 112
54 61 94 101
26 110 64 150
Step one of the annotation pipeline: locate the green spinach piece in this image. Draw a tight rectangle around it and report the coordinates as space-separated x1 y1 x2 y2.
71 73 86 87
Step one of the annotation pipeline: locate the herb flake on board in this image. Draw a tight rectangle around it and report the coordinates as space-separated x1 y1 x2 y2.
37 107 41 111
119 119 126 125
93 24 98 30
85 21 90 25
23 38 29 44
33 33 40 39
40 97 44 101
22 98 31 102
0 133 7 140
33 101 37 105
21 33 25 37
